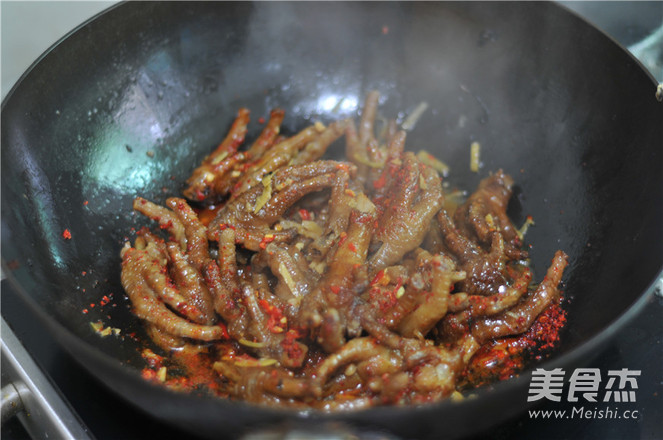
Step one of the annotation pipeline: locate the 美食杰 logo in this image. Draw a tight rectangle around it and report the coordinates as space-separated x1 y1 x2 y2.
526 368 642 421
528 368 640 402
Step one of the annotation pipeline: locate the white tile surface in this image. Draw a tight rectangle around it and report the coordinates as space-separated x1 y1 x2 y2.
1 1 116 99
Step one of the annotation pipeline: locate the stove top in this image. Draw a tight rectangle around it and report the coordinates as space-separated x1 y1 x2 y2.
2 2 662 439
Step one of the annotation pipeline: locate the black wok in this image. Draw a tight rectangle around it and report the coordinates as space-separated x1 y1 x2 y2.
2 2 662 439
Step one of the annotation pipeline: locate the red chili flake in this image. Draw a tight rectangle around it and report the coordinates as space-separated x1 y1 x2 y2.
377 284 401 313
370 269 386 286
281 329 304 360
258 299 271 311
298 208 311 221
347 242 357 253
330 285 341 294
141 368 159 381
353 213 374 225
372 172 387 190
377 278 404 313
159 220 174 230
218 322 230 339
258 116 265 124
523 301 567 352
82 309 88 314
259 234 276 249
259 299 286 334
81 271 87 276
62 229 72 239
464 297 568 387
83 200 89 206
89 303 96 308
338 231 348 246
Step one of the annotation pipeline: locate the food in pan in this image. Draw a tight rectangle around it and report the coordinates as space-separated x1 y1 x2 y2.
120 91 568 410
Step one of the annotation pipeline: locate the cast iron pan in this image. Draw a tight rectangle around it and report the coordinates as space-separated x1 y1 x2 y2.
2 2 662 439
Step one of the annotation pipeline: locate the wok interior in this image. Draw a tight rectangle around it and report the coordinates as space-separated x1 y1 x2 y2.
2 1 662 437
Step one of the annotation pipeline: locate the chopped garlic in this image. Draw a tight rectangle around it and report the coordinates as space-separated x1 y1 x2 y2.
349 193 376 214
395 286 405 298
287 297 301 307
234 357 278 368
203 172 216 183
419 173 428 190
253 173 273 213
484 213 495 229
401 101 428 131
350 149 384 168
470 141 481 172
278 261 297 293
157 366 167 382
279 219 323 239
210 151 229 165
301 220 323 237
416 150 450 177
516 216 535 240
90 321 117 338
309 260 327 274
450 391 464 401
142 348 160 361
234 359 260 367
238 339 267 348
